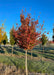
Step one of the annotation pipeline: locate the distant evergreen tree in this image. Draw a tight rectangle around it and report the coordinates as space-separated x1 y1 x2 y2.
3 40 6 45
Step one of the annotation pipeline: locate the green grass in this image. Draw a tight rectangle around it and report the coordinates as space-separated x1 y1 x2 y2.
33 46 54 60
0 54 54 73
0 46 54 61
0 45 54 73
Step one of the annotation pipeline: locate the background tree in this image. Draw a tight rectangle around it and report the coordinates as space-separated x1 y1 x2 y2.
41 34 48 53
2 32 8 45
10 26 15 55
13 11 41 75
0 28 3 47
0 24 5 47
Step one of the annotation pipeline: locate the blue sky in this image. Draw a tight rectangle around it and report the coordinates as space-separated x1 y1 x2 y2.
0 0 54 41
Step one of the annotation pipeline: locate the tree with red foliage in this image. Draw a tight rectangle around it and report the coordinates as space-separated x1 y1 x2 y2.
13 11 41 75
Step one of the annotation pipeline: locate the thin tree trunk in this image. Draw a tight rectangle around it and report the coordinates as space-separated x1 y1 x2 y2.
12 46 13 55
43 45 44 54
25 50 28 75
31 50 32 60
42 45 44 61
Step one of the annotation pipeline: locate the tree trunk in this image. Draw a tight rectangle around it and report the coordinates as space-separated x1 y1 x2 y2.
12 46 13 55
31 50 32 60
43 45 44 54
25 50 28 75
42 45 44 61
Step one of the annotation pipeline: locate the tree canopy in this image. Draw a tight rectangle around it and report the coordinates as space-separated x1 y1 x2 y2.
41 34 48 46
10 26 15 45
2 32 8 45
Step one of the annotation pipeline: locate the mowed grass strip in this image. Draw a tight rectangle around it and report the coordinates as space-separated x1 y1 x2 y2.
0 54 54 73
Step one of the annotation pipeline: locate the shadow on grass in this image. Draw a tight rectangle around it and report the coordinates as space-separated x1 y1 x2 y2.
14 47 38 57
4 46 12 53
42 53 54 60
0 47 5 53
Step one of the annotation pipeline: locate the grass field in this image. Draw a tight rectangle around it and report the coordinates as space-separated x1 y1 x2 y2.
0 45 54 74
